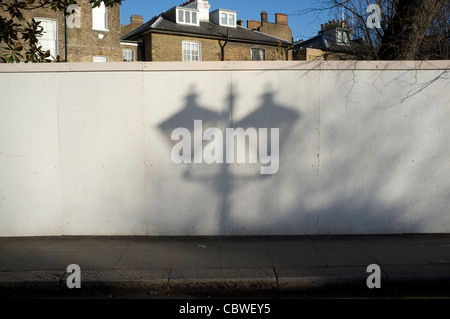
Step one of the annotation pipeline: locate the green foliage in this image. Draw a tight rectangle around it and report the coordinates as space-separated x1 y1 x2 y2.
0 0 122 63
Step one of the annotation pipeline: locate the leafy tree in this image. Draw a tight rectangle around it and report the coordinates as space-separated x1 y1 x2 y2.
0 0 122 63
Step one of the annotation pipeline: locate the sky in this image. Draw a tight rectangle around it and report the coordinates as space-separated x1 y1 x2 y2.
120 0 336 41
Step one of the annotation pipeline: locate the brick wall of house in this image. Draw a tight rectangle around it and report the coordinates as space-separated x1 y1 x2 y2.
294 48 325 61
150 33 220 62
294 48 354 61
225 42 287 61
66 0 121 62
258 23 292 42
0 5 65 61
247 12 292 42
120 15 144 37
150 33 288 62
247 20 262 30
120 43 142 62
0 0 121 62
143 33 152 61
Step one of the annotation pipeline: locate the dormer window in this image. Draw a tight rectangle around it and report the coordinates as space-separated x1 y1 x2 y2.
176 7 200 26
211 9 236 28
221 12 236 27
336 30 349 44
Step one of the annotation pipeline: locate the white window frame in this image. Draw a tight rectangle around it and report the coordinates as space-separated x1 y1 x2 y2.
219 11 236 28
93 56 109 62
251 47 266 61
35 18 58 59
182 41 201 62
123 49 135 62
92 3 108 31
176 7 200 26
336 30 349 44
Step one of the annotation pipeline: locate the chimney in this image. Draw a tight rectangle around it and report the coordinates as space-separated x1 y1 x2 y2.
322 19 349 32
261 11 268 24
196 0 211 22
275 13 288 25
247 19 262 30
237 19 243 26
130 15 144 25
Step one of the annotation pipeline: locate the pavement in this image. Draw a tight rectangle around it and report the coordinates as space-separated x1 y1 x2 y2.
1 234 450 299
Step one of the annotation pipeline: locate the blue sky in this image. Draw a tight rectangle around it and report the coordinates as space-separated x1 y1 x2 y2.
120 0 334 41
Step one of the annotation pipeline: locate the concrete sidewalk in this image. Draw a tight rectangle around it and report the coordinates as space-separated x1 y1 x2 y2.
1 234 450 299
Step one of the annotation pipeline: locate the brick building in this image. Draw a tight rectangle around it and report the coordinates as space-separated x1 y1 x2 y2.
120 14 144 62
0 0 125 62
121 0 293 62
293 19 358 61
247 11 292 43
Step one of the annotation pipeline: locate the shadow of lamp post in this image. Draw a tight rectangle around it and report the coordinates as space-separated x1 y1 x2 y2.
158 87 300 234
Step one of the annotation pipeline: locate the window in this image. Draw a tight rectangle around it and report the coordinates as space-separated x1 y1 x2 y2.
35 18 57 59
123 49 135 62
251 48 266 61
219 11 236 27
92 3 107 31
182 42 201 62
176 8 199 26
221 13 227 25
336 30 349 44
93 56 108 62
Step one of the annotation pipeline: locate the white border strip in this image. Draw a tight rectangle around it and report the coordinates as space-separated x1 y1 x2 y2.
0 60 449 73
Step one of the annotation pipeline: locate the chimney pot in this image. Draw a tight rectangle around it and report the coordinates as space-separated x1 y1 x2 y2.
261 11 268 23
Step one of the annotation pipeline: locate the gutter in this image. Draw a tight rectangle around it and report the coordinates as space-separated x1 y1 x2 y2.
139 28 292 48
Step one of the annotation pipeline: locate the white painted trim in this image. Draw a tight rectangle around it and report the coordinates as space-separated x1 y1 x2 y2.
176 7 200 27
92 3 108 32
34 17 58 58
213 8 237 14
176 21 200 27
218 10 237 28
93 56 109 62
92 28 110 32
120 42 139 47
151 15 163 29
250 47 266 61
122 49 135 62
182 41 202 62
0 61 449 73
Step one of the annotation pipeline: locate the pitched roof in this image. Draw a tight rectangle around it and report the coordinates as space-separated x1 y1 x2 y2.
294 34 357 54
180 0 195 7
121 7 291 46
294 34 327 50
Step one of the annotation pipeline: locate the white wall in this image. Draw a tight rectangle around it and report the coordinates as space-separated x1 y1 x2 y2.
0 61 449 236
